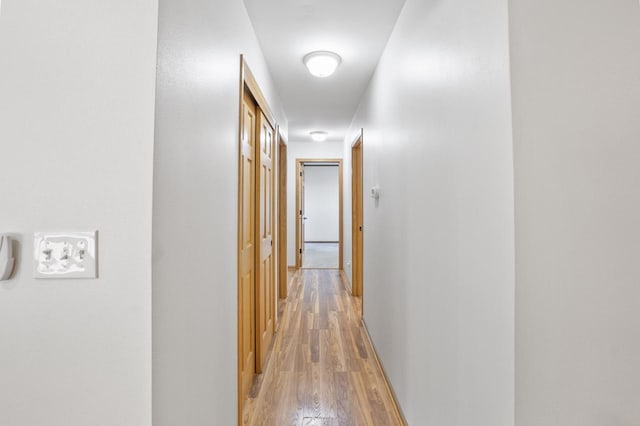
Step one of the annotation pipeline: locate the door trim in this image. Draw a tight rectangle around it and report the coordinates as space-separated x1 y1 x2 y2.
240 57 276 129
295 158 343 271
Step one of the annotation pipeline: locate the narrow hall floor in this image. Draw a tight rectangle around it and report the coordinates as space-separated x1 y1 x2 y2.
242 269 403 426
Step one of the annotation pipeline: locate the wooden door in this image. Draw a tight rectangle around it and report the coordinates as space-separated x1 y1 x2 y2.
256 111 275 372
296 163 305 268
301 168 306 262
352 138 363 297
278 138 288 299
239 91 257 400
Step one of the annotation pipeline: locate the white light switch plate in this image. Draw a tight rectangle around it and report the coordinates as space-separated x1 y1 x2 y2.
34 231 98 279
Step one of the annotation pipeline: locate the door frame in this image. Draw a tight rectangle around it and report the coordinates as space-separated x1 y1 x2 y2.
237 55 278 424
277 131 287 299
351 131 364 298
295 158 343 270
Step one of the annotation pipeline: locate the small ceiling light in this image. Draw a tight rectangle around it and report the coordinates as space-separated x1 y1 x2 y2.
303 51 342 78
310 131 329 142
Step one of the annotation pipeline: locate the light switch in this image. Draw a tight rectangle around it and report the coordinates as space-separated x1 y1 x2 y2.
34 231 97 279
370 186 380 200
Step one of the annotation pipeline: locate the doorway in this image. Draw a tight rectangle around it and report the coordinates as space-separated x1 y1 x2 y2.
295 159 343 270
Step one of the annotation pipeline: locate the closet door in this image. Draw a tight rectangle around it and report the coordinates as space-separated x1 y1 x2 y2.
256 110 275 372
238 91 257 400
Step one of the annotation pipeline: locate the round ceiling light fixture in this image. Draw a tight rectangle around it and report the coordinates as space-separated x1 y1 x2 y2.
310 131 329 142
303 51 342 78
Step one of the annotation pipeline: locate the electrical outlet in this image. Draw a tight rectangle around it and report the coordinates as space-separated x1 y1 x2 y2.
34 231 97 279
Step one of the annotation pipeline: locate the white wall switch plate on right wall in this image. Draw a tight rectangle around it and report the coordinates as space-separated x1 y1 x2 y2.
34 231 98 279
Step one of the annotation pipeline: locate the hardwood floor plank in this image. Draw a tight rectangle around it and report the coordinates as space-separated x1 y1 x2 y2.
350 372 376 426
352 326 369 359
334 371 359 426
242 269 402 425
310 329 320 363
327 313 346 372
304 365 322 418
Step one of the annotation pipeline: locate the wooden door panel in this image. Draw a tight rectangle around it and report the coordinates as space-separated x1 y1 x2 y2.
278 142 287 299
239 91 257 400
296 163 305 268
352 140 363 297
301 168 305 256
256 111 275 372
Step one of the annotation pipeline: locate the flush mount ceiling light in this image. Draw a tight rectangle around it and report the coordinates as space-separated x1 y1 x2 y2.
303 51 342 78
310 131 329 142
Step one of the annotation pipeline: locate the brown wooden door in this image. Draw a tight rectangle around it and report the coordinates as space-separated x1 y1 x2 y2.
239 91 257 401
256 111 275 372
352 139 364 297
296 163 305 268
278 139 288 299
301 168 306 262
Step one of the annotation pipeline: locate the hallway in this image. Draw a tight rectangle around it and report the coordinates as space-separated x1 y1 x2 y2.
2 0 640 425
242 270 402 426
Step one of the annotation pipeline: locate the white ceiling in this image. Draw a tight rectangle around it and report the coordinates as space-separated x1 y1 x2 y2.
243 0 406 143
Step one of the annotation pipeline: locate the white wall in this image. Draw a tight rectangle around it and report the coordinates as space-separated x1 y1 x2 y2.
343 0 515 424
303 166 340 242
287 141 343 265
0 1 158 425
510 1 640 425
152 0 286 424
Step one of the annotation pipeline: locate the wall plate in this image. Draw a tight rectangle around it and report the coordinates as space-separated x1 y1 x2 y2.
34 231 98 279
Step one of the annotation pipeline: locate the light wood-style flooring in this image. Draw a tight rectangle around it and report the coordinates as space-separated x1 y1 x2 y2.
242 269 403 426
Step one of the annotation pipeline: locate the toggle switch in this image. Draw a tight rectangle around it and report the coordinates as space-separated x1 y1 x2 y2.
34 231 97 279
370 186 380 200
